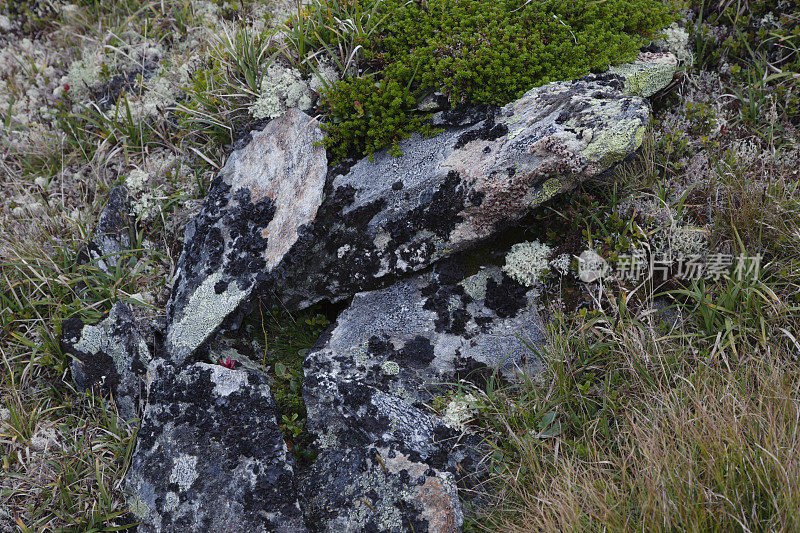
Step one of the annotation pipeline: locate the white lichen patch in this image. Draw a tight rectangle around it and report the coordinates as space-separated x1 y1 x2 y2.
250 63 313 120
442 394 478 428
249 60 338 120
670 226 708 258
73 323 104 355
503 240 553 287
169 454 199 492
381 361 400 376
656 23 691 63
550 253 572 276
207 364 249 397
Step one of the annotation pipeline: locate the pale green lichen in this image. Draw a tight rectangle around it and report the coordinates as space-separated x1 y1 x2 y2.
382 361 400 375
127 493 151 519
73 323 104 355
460 269 492 301
167 271 247 362
582 118 646 167
670 226 708 257
655 23 691 63
531 177 565 207
442 393 478 428
609 55 678 98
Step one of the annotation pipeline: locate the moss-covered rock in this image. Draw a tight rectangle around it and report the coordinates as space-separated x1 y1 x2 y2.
291 0 676 159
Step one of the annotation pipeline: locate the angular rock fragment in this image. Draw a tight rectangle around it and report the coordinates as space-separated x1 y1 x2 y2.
60 301 150 420
609 51 679 97
268 71 666 310
164 109 327 364
299 263 545 531
126 359 307 532
78 186 131 274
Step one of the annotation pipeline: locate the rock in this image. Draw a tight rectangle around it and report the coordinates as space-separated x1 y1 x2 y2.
164 109 327 365
609 51 679 97
298 262 545 531
266 71 661 310
60 302 150 420
77 186 131 274
125 359 307 532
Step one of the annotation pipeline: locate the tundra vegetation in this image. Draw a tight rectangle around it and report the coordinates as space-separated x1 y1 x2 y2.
0 0 799 531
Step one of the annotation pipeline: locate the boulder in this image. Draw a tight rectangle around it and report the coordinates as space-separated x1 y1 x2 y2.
60 301 149 420
125 359 307 532
164 108 327 364
267 71 659 310
298 262 545 531
164 63 673 362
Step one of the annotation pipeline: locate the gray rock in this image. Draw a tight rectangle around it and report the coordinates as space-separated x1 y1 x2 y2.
60 302 149 421
164 109 327 365
267 71 659 311
78 186 131 274
299 262 545 531
609 51 679 97
125 358 307 532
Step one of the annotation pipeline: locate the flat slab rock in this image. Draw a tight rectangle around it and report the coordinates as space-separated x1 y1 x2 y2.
299 263 545 532
267 71 659 311
125 359 306 532
164 108 327 364
60 302 149 421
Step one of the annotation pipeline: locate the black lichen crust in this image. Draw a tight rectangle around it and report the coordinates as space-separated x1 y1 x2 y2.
485 273 529 318
167 174 276 331
453 111 509 149
61 316 122 393
263 166 471 310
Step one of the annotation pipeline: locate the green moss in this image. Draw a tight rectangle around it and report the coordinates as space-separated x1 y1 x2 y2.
294 0 675 161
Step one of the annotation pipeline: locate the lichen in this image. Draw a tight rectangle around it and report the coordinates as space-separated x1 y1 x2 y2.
381 360 400 375
169 454 199 492
582 117 646 168
208 364 249 397
249 62 314 120
609 53 679 97
167 271 247 362
503 240 553 288
73 324 103 355
441 393 478 428
531 177 566 207
127 492 151 519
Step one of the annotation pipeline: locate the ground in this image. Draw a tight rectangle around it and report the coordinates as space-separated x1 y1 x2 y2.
1 0 799 531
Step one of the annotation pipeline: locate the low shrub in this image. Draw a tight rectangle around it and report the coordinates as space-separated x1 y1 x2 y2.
289 0 676 160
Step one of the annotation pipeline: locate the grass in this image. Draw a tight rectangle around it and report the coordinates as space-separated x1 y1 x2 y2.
2 0 800 530
243 299 331 464
465 0 800 526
